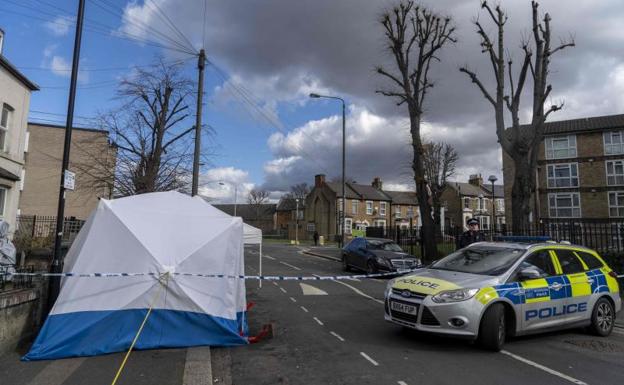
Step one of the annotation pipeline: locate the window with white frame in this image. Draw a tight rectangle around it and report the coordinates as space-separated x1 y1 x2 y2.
407 206 414 217
373 219 386 227
475 215 490 230
365 201 372 215
463 197 470 209
380 202 386 216
608 192 624 217
0 187 6 217
394 205 401 217
0 104 13 151
496 199 505 212
606 160 624 185
548 193 581 218
604 131 624 155
344 218 352 234
477 196 484 211
338 198 343 213
547 163 579 188
545 135 577 159
351 200 358 215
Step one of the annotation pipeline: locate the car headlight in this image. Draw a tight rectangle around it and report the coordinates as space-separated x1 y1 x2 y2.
384 279 395 298
376 256 391 267
431 288 479 303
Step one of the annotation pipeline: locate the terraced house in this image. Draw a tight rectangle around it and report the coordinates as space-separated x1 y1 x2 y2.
502 114 624 221
305 174 421 241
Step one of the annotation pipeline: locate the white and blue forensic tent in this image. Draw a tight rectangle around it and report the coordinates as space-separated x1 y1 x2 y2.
25 191 248 361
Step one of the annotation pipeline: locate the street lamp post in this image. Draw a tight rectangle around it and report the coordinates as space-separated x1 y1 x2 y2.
295 198 299 245
219 181 238 216
309 93 346 247
488 175 498 239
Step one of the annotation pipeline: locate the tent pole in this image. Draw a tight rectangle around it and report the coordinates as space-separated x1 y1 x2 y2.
259 242 262 289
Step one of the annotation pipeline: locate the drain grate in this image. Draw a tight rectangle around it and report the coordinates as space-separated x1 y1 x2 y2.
564 339 624 353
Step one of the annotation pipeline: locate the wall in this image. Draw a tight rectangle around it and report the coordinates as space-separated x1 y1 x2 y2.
0 284 47 356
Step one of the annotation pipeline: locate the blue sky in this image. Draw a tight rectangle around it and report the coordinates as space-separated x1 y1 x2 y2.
2 0 624 203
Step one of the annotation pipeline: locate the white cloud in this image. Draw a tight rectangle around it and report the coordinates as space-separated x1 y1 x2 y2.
44 16 74 37
50 56 71 77
197 167 255 204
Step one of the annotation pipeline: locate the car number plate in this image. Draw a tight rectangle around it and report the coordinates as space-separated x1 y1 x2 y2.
390 301 418 315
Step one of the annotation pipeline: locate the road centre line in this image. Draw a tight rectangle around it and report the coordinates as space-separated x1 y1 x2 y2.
279 287 287 293
313 317 324 326
300 306 309 313
264 255 276 260
500 350 588 385
397 382 408 385
289 297 297 303
359 352 379 366
330 331 345 342
279 261 302 271
272 281 278 286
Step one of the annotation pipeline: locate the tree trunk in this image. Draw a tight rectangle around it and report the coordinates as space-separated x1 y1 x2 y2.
510 153 534 233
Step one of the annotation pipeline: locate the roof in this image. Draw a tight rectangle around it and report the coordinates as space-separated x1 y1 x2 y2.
0 166 20 181
276 197 304 211
384 190 418 205
325 182 365 199
481 184 504 198
0 55 39 91
325 182 391 201
28 122 109 134
447 182 485 197
515 114 624 135
213 204 276 220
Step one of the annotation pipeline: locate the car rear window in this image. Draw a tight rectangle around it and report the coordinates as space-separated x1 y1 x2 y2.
574 250 604 270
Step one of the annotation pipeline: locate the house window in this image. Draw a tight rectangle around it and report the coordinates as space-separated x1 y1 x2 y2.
407 206 414 218
496 216 505 230
604 131 624 155
373 219 386 227
545 135 577 159
0 104 13 151
548 193 581 218
0 187 6 217
547 163 579 188
608 192 624 217
338 198 343 213
366 201 373 215
606 160 624 185
477 197 484 211
496 199 505 212
463 197 470 209
475 215 490 230
351 200 358 215
394 205 401 217
380 202 386 217
344 218 352 234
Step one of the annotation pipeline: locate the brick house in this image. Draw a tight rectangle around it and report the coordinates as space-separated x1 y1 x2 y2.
19 123 116 220
0 29 39 233
304 174 421 241
275 197 304 239
441 174 505 231
502 114 624 222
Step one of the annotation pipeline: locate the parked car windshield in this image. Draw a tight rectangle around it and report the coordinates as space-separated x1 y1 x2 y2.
429 246 524 276
367 240 403 252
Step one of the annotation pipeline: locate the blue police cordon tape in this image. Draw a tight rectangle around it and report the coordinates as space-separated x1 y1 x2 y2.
3 269 421 281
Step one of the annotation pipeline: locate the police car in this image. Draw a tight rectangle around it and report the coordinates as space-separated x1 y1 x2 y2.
384 241 621 351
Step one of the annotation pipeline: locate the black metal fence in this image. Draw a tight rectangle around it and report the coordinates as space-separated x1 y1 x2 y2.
366 218 624 273
13 215 85 254
0 265 34 292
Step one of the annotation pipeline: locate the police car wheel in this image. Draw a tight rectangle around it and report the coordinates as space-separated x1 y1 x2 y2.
478 303 505 352
589 298 614 337
341 254 351 272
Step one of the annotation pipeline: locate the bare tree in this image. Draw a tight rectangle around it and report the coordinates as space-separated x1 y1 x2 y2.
288 183 310 202
460 1 574 231
87 59 213 197
247 189 270 205
376 1 456 261
423 141 459 235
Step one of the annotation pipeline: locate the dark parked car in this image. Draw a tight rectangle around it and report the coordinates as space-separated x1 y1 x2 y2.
341 237 421 274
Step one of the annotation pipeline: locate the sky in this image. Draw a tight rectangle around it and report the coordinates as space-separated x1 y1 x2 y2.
1 0 623 204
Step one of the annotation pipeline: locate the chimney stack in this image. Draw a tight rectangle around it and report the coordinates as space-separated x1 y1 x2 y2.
0 28 4 56
372 177 383 190
314 174 326 188
468 174 483 187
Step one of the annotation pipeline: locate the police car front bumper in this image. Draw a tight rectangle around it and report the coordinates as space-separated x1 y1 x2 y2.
384 292 482 338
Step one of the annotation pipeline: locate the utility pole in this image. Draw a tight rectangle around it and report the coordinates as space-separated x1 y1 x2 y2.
295 198 299 245
49 0 86 310
191 49 206 196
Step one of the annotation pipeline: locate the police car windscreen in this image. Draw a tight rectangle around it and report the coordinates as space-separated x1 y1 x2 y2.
430 246 524 276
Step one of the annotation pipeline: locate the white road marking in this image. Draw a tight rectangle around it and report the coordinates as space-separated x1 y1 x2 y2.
272 281 278 286
299 283 328 295
289 297 297 303
398 382 408 385
28 357 86 385
279 287 287 293
300 251 341 263
500 350 588 385
313 317 324 326
279 261 302 270
360 352 379 366
264 255 276 260
330 331 345 342
300 306 309 313
344 277 361 282
183 346 212 385
333 279 384 305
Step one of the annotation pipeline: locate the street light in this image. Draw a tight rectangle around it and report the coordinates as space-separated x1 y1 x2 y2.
219 181 238 216
309 92 346 247
295 198 299 245
488 175 498 238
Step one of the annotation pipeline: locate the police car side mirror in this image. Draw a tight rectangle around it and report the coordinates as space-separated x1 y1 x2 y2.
518 268 541 281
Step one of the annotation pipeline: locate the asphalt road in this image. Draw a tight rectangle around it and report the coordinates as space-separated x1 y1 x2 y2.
229 244 624 385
